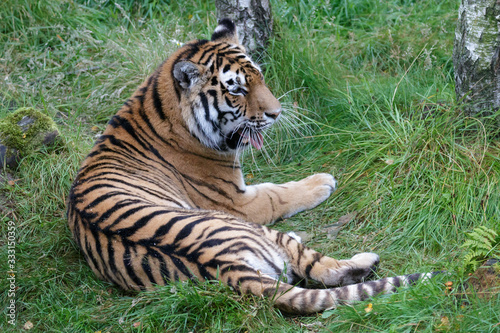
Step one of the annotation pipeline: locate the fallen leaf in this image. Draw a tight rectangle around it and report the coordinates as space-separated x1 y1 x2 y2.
436 316 451 331
299 321 324 329
323 212 357 239
23 321 34 330
337 212 357 225
132 322 141 328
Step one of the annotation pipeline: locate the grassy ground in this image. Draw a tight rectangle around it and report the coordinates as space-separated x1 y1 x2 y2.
1 0 499 331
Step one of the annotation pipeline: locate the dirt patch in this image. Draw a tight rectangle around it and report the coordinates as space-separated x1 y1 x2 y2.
467 259 500 300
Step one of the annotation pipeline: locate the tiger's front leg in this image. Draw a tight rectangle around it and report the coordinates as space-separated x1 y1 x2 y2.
236 173 337 225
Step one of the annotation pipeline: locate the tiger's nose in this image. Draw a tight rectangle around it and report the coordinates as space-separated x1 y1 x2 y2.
264 107 281 120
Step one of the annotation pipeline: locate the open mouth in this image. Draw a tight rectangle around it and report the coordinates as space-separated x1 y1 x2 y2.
226 128 264 150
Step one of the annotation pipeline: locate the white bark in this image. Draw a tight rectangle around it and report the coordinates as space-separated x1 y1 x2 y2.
215 0 273 58
453 0 500 116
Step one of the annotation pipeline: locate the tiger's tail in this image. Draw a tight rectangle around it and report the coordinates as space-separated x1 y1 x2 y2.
238 272 439 314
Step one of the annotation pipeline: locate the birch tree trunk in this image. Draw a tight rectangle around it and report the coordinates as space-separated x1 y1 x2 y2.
453 0 500 117
215 0 273 59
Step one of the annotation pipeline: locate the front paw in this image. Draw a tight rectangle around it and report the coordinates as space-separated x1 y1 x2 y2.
303 173 337 204
282 174 337 218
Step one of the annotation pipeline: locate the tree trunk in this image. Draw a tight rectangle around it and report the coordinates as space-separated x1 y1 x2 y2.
215 0 273 59
453 0 500 117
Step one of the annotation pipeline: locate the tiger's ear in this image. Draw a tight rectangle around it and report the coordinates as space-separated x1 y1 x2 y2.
211 18 239 44
173 60 202 90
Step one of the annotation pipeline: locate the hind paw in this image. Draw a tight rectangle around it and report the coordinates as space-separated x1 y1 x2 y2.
351 252 380 270
344 252 380 284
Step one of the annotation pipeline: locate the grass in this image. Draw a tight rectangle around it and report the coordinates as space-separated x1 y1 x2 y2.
1 0 499 331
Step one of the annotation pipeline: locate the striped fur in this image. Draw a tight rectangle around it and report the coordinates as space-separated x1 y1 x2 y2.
67 19 435 314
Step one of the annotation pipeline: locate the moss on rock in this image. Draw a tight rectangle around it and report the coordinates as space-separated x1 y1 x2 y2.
0 107 60 168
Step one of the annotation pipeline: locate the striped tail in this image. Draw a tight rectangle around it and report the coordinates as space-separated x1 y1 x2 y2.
260 272 440 314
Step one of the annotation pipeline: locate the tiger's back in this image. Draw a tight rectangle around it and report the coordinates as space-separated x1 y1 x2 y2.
67 19 436 314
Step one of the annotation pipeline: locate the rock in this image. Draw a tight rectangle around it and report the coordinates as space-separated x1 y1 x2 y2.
0 107 60 169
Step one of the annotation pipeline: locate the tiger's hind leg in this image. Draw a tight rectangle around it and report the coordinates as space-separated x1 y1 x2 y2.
219 259 434 315
263 227 380 287
297 250 380 287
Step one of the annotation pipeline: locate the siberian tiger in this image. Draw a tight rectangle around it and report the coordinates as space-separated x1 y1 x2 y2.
67 19 436 314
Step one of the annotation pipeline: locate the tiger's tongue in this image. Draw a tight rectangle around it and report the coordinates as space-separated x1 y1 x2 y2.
249 133 264 150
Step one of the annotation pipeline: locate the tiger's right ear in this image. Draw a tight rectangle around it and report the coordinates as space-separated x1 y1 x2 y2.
211 18 239 45
173 60 202 90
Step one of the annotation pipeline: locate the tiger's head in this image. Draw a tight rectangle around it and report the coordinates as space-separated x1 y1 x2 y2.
172 19 281 152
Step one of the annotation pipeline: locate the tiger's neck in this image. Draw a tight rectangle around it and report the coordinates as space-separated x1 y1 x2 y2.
106 71 239 168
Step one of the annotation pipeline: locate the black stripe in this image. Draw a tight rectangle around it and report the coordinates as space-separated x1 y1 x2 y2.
309 289 318 305
197 263 214 280
88 222 116 283
199 44 219 63
107 235 118 276
182 173 235 203
141 254 156 284
198 92 219 133
122 242 145 288
138 105 173 147
174 217 210 244
116 210 175 238
94 199 147 225
83 231 102 278
84 175 185 208
406 273 422 286
210 176 245 193
299 252 322 277
151 213 197 240
235 275 266 285
366 280 384 295
152 71 166 120
168 254 194 279
149 247 171 282
78 155 182 197
77 186 130 209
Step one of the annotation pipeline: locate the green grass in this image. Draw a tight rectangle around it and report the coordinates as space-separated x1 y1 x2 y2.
1 0 499 331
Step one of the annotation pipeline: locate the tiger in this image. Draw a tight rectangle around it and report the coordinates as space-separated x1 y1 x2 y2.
67 19 437 314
